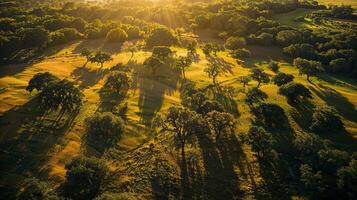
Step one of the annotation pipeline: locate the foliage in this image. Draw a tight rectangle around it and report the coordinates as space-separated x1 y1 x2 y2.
272 72 294 86
310 106 343 133
278 82 312 103
85 112 124 149
17 178 48 200
245 87 268 105
276 30 303 46
250 68 269 88
152 46 172 59
175 55 192 79
206 111 235 141
26 72 59 93
143 55 164 75
106 28 128 43
293 57 323 81
246 126 273 159
337 159 357 199
230 48 251 59
251 103 286 128
239 76 251 88
146 26 177 47
80 48 93 66
224 36 246 50
268 60 279 73
90 51 113 68
299 164 326 199
94 192 136 200
104 72 131 95
63 156 109 200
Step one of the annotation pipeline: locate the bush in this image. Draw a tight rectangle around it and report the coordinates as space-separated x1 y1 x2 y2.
278 82 312 103
64 156 109 200
85 112 124 149
272 72 294 86
146 26 177 47
310 106 343 133
248 32 274 46
283 43 318 60
268 60 279 72
224 36 246 50
106 28 128 43
152 46 172 59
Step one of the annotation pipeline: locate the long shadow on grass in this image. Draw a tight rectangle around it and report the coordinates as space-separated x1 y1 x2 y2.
252 110 299 198
71 67 109 89
131 62 179 125
310 85 357 122
196 134 242 200
0 97 79 198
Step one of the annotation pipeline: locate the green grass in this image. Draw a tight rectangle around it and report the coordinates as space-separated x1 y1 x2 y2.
1 37 357 198
273 8 316 27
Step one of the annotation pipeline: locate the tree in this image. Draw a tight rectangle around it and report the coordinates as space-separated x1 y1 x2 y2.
90 51 113 69
268 60 279 73
26 72 59 93
106 28 128 43
328 58 351 73
203 43 222 57
152 46 172 60
204 58 225 85
283 43 318 60
197 100 223 115
85 112 124 149
300 164 326 199
310 106 343 133
293 58 323 82
153 107 207 166
80 48 93 67
224 36 246 50
245 87 268 105
17 177 48 200
246 126 273 159
278 82 312 103
250 68 269 88
63 156 109 200
275 30 303 46
95 192 136 200
144 56 164 75
337 159 357 199
186 41 199 61
121 41 138 62
146 26 178 47
231 49 251 59
104 72 131 95
176 56 192 79
252 103 287 128
19 27 50 48
239 76 251 88
206 111 235 141
272 72 294 86
38 79 83 120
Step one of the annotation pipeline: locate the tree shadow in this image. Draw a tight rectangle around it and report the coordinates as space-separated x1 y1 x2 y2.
0 97 79 197
131 62 179 125
207 56 234 74
97 88 126 113
72 39 123 55
205 85 240 117
309 85 357 122
71 67 110 89
195 134 242 200
290 100 316 131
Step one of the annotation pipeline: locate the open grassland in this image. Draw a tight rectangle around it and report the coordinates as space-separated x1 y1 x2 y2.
1 35 357 197
318 0 357 8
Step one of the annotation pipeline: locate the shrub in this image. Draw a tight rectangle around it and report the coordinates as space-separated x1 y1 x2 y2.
85 112 124 149
310 106 343 133
272 72 294 86
268 60 279 72
276 30 303 46
106 28 128 43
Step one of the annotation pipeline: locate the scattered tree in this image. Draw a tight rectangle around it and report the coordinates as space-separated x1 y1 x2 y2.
224 36 246 50
278 82 312 103
26 72 59 93
146 26 178 47
144 56 164 75
106 28 128 43
206 111 236 141
250 68 270 88
80 48 93 67
246 126 273 159
90 51 113 69
176 56 192 79
104 72 131 95
293 58 323 82
272 72 294 86
239 76 251 88
310 106 343 133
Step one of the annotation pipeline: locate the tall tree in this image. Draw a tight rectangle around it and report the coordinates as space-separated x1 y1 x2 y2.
176 56 192 79
206 111 236 141
293 58 323 82
80 48 93 67
250 68 269 88
90 51 113 69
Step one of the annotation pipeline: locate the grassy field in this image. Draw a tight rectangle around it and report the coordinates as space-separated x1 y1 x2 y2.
1 33 357 197
318 0 357 8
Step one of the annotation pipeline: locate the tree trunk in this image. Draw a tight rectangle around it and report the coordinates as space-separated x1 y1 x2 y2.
182 68 186 79
257 81 261 88
100 62 104 69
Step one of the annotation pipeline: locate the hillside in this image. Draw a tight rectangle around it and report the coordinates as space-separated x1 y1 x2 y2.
0 0 357 200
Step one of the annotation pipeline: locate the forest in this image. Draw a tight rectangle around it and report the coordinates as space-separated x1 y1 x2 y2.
0 0 356 199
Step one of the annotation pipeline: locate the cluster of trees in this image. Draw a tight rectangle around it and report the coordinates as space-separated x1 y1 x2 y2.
80 49 112 68
27 72 83 120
